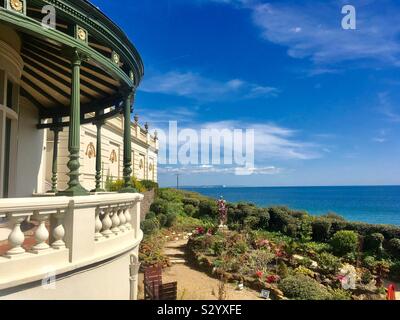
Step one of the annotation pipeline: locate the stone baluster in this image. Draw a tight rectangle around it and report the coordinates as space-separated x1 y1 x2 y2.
95 207 104 241
6 214 26 257
118 208 127 232
52 210 66 249
124 205 132 230
32 212 50 253
111 207 121 235
101 207 113 238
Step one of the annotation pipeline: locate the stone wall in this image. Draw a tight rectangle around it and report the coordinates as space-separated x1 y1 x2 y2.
140 189 155 221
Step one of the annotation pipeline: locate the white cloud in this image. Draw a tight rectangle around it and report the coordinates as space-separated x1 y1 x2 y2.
139 71 279 101
208 0 400 68
378 92 400 122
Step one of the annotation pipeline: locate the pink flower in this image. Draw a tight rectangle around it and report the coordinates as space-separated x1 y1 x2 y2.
256 271 263 279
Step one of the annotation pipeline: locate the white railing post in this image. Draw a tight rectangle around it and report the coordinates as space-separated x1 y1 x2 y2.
31 211 51 253
118 208 127 232
6 214 27 257
111 207 121 235
124 205 132 230
52 210 66 249
101 207 113 238
94 207 104 241
132 200 141 238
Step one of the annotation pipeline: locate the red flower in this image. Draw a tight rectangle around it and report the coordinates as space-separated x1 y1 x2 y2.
256 271 263 279
275 248 284 257
195 227 205 235
266 275 280 284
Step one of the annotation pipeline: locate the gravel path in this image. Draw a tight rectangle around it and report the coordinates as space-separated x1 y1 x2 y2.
139 239 263 300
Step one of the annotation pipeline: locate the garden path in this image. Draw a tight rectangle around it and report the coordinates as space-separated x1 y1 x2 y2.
138 239 263 300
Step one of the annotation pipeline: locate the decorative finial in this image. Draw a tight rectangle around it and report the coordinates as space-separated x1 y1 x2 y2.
144 122 149 132
134 114 139 123
154 130 158 140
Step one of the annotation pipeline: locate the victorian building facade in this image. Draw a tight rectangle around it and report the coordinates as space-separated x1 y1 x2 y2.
0 0 152 300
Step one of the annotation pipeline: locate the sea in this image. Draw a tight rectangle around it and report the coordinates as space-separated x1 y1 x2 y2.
182 186 400 226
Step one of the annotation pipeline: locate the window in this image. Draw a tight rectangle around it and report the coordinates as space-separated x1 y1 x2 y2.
3 118 11 198
7 80 13 109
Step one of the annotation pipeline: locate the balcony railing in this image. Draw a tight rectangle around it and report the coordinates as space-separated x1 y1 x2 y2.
0 193 143 291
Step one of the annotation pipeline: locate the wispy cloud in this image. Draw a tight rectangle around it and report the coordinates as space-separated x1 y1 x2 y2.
378 92 400 122
139 71 279 101
208 0 400 68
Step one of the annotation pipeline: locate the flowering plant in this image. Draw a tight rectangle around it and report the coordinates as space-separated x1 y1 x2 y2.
266 275 281 284
194 227 206 235
256 270 264 279
337 264 356 290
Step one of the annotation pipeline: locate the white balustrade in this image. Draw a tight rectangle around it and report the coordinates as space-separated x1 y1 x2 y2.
31 212 51 253
0 193 144 291
6 214 28 257
94 208 104 241
111 207 121 235
101 207 113 238
52 210 66 249
118 208 127 232
124 207 132 230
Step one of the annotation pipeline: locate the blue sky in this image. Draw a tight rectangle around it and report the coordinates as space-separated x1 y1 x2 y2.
92 0 400 187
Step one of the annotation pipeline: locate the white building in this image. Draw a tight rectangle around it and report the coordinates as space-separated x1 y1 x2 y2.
0 0 155 300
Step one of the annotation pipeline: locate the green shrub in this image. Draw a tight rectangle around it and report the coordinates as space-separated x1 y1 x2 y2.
157 214 168 227
278 261 289 278
363 256 377 271
146 211 156 220
279 274 331 300
330 230 359 256
364 233 384 253
140 180 159 191
158 189 184 202
165 213 177 228
244 215 261 230
131 177 146 193
328 289 352 300
198 200 218 218
387 238 400 258
321 213 346 221
106 179 125 192
312 218 332 242
141 218 160 235
184 204 197 216
361 270 373 285
390 262 400 281
150 199 169 215
182 198 200 207
268 207 293 233
316 252 342 275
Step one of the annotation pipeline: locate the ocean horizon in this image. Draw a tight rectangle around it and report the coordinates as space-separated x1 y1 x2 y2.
181 185 400 226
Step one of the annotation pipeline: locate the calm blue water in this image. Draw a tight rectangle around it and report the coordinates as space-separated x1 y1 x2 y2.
183 186 400 226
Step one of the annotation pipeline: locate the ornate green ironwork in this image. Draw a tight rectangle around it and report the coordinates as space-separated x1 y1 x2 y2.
92 111 105 193
58 50 88 197
48 122 62 193
120 93 137 193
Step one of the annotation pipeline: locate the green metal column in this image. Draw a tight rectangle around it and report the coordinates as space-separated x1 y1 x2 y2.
120 92 137 193
58 50 88 196
92 111 105 193
48 123 62 194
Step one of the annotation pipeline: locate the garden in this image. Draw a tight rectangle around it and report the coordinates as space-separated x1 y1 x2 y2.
140 188 400 300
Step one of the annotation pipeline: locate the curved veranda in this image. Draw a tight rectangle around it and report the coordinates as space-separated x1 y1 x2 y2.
0 0 149 299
